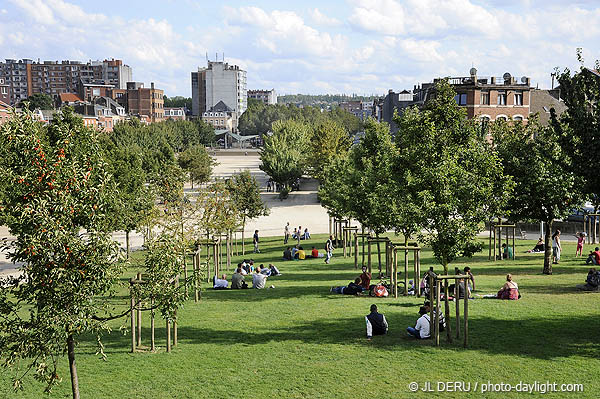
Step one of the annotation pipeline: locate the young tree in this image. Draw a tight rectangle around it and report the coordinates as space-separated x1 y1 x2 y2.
259 119 309 192
177 145 215 188
226 170 269 255
398 81 511 340
307 119 351 182
0 109 123 398
492 118 584 274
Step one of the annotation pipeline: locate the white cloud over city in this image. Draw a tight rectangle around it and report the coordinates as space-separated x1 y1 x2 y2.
1 0 600 96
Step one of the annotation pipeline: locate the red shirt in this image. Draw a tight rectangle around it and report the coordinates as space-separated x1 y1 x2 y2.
312 248 319 258
360 272 371 289
593 251 600 264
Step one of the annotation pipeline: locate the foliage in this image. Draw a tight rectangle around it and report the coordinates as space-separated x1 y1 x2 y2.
259 119 310 190
555 64 600 210
163 95 192 111
307 119 351 182
19 93 54 110
318 155 353 220
198 180 241 237
398 81 511 271
492 117 584 274
0 108 123 395
279 93 378 106
178 145 215 187
238 100 361 136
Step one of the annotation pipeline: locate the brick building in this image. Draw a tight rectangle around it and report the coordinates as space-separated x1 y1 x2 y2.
127 82 164 123
0 78 10 105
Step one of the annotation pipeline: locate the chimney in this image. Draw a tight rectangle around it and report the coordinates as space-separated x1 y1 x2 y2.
151 82 155 89
491 77 496 84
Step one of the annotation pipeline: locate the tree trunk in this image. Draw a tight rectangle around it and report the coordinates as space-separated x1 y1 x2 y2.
125 230 130 259
543 220 553 275
241 216 246 255
67 334 80 399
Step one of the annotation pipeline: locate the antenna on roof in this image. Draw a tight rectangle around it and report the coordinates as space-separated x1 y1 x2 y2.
223 52 225 62
206 52 208 62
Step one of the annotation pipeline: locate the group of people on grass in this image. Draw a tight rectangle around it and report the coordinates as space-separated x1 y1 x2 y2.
212 259 282 290
282 245 323 260
283 222 311 244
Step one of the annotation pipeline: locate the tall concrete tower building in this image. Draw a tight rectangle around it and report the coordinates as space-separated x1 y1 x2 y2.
191 61 247 117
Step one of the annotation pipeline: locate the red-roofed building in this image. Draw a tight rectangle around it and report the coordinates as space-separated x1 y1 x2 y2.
58 92 83 106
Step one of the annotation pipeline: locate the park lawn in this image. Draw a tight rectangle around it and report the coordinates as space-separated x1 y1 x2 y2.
1 234 599 398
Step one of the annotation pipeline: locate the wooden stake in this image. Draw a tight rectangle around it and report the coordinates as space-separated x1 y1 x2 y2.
136 273 141 348
173 309 178 346
367 240 372 274
151 297 155 352
435 280 441 347
455 281 460 339
166 320 171 353
464 288 469 348
130 287 136 353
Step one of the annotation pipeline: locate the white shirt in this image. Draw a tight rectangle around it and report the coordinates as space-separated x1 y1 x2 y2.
252 273 267 289
214 278 228 288
415 314 431 339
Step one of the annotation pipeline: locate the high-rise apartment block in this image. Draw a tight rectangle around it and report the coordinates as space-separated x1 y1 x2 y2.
127 82 164 123
191 61 247 117
0 58 132 105
0 77 10 105
248 89 277 105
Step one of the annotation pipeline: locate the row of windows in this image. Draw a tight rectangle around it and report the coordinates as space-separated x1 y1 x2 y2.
456 91 525 106
203 112 226 117
480 115 524 122
206 119 225 125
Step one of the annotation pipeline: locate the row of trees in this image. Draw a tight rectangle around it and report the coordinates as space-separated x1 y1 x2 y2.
0 108 268 398
239 98 362 136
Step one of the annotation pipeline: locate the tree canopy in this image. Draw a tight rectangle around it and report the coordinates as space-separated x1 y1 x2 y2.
19 93 54 110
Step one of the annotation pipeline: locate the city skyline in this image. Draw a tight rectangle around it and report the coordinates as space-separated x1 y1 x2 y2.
1 0 600 97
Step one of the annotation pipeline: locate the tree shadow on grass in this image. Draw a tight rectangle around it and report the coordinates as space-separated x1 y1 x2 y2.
78 311 600 361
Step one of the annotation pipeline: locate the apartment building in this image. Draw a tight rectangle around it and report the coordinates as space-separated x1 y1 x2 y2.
0 58 132 105
164 107 186 120
127 82 164 123
192 60 247 117
248 89 277 105
0 78 9 105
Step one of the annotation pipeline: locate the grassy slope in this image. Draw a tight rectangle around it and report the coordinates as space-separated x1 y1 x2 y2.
1 234 599 398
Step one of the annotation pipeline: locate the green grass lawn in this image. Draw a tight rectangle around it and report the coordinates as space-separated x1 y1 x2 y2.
2 234 599 398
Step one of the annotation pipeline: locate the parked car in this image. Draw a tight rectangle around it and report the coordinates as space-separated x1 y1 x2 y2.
566 206 595 223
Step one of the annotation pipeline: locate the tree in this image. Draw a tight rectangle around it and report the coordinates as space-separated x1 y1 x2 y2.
492 117 583 274
226 170 269 255
259 119 309 191
102 141 154 258
0 108 122 398
178 145 215 188
163 95 192 110
555 61 600 210
307 119 351 182
397 81 511 340
19 93 54 110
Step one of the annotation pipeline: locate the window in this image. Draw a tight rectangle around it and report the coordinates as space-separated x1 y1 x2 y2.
454 93 467 105
480 91 489 105
1 87 6 95
513 116 523 121
497 91 507 105
514 92 523 106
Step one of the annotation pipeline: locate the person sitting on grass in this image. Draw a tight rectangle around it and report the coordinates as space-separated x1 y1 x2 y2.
303 228 311 240
407 306 430 339
527 237 545 253
252 266 268 289
577 268 600 291
231 267 248 289
497 274 520 300
267 263 282 276
283 247 293 261
359 266 372 290
502 243 513 259
585 247 600 265
330 277 364 295
366 304 388 340
213 274 228 290
311 246 319 258
296 246 306 260
291 245 299 259
423 301 445 331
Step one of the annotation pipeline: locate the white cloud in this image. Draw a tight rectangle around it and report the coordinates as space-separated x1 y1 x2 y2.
309 8 342 26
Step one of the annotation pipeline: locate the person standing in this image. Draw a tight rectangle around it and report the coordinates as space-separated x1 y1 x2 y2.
552 230 562 264
575 232 586 257
325 235 335 264
284 222 290 244
253 229 260 253
366 304 388 340
297 225 302 244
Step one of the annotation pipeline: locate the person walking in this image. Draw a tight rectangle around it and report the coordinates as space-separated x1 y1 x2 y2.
325 235 335 264
253 230 260 253
284 222 290 244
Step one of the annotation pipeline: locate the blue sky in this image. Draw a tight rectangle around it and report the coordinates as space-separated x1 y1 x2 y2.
1 0 600 97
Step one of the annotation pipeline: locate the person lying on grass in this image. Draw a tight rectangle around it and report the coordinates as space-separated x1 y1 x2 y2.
407 306 430 339
260 263 282 277
366 304 388 340
330 277 364 295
